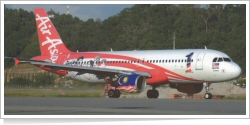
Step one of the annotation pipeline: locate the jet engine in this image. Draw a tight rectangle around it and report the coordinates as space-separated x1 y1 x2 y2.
169 83 203 94
117 74 147 92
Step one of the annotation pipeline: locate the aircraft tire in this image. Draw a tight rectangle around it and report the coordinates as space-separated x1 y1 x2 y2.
153 90 159 98
114 90 121 98
204 93 213 99
147 90 159 99
108 89 115 98
147 90 153 98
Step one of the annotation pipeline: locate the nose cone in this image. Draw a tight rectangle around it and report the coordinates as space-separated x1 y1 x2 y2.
233 63 242 78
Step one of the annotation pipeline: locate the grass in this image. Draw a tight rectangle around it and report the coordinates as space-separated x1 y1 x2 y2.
223 94 246 100
4 88 103 98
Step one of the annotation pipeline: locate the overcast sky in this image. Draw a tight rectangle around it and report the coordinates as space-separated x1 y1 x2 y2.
4 1 245 21
5 4 134 21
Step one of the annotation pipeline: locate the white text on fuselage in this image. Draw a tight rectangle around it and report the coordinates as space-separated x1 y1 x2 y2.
36 14 62 63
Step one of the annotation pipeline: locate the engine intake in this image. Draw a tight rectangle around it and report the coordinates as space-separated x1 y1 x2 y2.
118 74 147 92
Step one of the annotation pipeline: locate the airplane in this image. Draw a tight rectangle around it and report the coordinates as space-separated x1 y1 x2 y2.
10 8 242 99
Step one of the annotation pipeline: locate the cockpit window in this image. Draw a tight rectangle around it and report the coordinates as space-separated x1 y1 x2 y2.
218 58 223 62
223 58 231 62
213 57 232 62
212 58 217 62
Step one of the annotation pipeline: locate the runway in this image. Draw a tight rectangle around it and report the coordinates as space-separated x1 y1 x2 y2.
4 97 246 115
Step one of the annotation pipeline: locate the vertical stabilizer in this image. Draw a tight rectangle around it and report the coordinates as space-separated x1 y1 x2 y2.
34 8 71 63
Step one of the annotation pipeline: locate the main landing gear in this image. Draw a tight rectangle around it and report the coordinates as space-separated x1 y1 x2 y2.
204 83 213 99
147 86 159 98
108 89 121 98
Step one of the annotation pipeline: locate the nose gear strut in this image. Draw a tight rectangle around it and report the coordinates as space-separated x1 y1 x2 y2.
204 83 213 99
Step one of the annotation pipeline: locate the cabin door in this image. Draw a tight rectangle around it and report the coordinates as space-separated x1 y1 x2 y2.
195 53 205 70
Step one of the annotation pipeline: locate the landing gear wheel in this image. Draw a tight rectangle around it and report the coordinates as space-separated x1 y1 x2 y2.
204 93 213 99
114 89 121 98
204 83 213 99
147 90 153 98
153 90 159 98
108 89 115 98
147 90 159 98
108 89 121 98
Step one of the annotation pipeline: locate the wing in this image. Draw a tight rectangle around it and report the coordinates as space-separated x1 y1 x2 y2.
11 57 152 78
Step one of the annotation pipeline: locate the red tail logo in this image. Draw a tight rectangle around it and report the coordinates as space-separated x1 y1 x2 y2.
34 8 71 63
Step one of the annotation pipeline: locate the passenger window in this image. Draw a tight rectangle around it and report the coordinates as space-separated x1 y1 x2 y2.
212 58 217 62
218 58 223 62
223 58 231 62
159 60 161 63
156 60 158 63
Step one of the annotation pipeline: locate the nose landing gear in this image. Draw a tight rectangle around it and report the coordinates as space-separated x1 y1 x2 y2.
204 83 213 99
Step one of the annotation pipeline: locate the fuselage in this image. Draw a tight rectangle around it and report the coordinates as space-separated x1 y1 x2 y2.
32 49 242 85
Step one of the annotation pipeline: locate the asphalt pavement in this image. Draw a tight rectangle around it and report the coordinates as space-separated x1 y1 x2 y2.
4 97 246 115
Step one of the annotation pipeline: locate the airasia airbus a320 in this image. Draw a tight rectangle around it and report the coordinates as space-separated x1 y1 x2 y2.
12 8 241 99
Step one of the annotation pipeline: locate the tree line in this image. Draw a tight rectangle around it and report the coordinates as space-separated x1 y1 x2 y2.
4 4 246 77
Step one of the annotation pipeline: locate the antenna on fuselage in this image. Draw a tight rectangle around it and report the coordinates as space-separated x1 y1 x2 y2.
110 48 113 52
205 46 207 50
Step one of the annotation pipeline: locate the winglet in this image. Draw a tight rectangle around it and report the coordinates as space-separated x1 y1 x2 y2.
13 57 20 66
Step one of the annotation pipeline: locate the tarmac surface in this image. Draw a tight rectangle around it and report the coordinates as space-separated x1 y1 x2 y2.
4 97 246 115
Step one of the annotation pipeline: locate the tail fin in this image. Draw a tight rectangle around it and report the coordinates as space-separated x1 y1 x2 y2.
34 8 71 63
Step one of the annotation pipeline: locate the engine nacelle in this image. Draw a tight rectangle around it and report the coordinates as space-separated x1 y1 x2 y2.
117 74 147 92
169 83 203 94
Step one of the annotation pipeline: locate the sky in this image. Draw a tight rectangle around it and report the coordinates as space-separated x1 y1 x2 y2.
3 1 238 22
5 4 134 21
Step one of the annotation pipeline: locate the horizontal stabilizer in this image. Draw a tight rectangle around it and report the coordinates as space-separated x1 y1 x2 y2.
13 57 20 66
